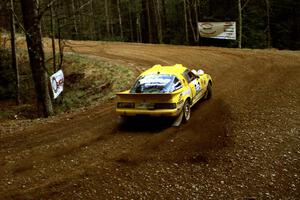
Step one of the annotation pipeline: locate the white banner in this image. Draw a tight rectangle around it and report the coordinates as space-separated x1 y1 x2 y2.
50 70 64 99
198 22 236 40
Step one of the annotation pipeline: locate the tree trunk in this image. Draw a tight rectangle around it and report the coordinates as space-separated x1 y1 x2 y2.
57 19 64 69
238 0 242 48
20 0 54 117
77 0 83 38
183 0 189 43
92 0 101 40
194 0 200 42
117 0 124 40
161 0 167 42
128 0 134 42
105 0 110 38
9 0 20 105
265 0 271 48
71 0 78 39
89 0 95 40
50 4 56 72
110 12 114 38
136 15 142 42
146 0 153 43
155 0 163 44
136 1 142 42
187 0 197 42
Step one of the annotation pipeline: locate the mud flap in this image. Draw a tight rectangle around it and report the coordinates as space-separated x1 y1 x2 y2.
172 110 183 127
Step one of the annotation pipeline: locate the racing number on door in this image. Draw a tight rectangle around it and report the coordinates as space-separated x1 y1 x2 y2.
193 80 201 94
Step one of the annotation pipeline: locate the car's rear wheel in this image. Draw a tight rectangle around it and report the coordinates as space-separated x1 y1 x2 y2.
204 82 212 100
182 100 191 123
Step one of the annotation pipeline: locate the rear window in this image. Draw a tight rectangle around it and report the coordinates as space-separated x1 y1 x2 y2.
130 74 182 94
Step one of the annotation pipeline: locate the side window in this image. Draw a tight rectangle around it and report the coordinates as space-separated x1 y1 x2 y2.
172 77 182 91
188 71 197 82
183 70 196 83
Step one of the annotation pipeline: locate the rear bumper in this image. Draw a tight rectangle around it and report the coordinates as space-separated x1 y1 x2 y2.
116 108 181 117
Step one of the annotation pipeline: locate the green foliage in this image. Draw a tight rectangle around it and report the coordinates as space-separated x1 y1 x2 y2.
53 54 135 113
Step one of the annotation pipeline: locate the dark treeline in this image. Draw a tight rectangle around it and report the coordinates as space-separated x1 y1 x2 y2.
0 0 299 50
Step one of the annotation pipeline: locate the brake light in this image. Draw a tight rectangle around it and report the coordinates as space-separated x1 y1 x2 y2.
154 103 176 109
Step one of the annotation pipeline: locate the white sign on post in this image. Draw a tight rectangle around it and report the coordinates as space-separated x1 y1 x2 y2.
198 22 236 40
50 70 64 99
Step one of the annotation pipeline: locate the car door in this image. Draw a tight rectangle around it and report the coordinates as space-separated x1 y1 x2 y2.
183 70 200 100
198 73 208 94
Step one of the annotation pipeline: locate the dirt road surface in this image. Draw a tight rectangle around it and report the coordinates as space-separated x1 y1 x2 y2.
1 42 300 199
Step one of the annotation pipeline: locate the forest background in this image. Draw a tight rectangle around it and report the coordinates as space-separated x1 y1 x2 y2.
1 0 299 49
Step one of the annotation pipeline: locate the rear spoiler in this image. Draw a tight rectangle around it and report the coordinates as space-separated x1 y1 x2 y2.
116 90 182 100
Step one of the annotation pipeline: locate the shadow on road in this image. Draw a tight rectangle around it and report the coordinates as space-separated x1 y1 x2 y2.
117 116 175 133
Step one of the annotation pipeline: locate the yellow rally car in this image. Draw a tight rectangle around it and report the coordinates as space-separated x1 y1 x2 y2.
116 64 212 123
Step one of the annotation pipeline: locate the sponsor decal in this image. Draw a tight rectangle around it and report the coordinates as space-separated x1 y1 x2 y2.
198 22 236 40
182 88 191 96
50 70 64 99
192 79 201 93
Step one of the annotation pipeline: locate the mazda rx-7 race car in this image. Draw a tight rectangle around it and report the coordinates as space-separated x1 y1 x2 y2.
116 64 212 124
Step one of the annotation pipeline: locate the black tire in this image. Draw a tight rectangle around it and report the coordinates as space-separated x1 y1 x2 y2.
182 100 191 123
204 82 212 100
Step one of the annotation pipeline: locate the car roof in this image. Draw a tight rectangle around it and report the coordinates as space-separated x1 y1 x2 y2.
140 64 188 77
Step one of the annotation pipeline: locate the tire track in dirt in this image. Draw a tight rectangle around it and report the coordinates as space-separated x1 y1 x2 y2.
0 104 114 155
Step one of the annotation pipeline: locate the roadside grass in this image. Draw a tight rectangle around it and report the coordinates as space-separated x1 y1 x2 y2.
56 53 135 112
1 35 135 119
0 49 135 119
